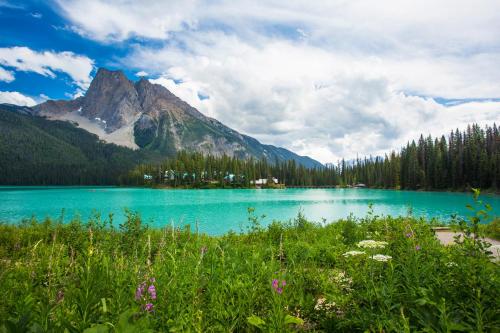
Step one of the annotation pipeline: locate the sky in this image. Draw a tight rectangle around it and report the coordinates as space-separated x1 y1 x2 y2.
0 0 499 163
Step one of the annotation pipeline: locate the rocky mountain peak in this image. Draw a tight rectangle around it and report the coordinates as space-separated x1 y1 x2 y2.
32 67 322 168
81 68 141 131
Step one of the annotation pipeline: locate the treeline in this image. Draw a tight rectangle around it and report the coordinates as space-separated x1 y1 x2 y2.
0 106 160 185
341 123 499 190
122 123 499 191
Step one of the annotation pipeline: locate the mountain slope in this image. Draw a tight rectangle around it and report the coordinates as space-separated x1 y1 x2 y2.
0 104 159 185
34 68 322 168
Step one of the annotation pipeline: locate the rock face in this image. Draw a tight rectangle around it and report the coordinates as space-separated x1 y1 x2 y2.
81 68 141 131
34 68 322 168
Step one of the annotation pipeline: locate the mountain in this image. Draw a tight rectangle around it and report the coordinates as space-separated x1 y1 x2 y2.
34 68 322 168
0 103 159 185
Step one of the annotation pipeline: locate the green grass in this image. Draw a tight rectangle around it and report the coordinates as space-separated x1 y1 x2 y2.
0 206 499 332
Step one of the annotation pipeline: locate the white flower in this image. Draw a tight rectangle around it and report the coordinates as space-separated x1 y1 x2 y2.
314 297 336 311
445 262 458 268
314 297 325 310
357 240 388 249
331 270 353 291
371 254 392 262
490 245 500 252
343 250 366 257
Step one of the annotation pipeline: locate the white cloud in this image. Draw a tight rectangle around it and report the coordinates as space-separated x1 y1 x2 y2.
39 94 50 102
0 67 14 82
0 46 94 89
0 0 24 9
135 71 149 77
55 0 198 42
55 0 500 163
55 0 500 50
0 91 37 106
150 66 214 117
30 12 43 19
128 34 500 162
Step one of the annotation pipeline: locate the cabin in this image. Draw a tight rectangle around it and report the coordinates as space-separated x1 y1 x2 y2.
251 177 279 185
144 174 153 180
224 174 235 182
164 170 175 180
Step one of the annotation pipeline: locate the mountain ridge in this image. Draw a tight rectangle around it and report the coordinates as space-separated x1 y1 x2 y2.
33 68 322 168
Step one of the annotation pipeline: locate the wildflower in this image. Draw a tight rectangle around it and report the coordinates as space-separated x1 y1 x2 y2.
144 303 154 312
272 278 286 294
314 297 326 310
135 282 146 301
490 245 500 252
446 262 458 268
357 240 388 249
314 297 337 311
371 254 392 262
343 250 365 257
415 245 421 251
405 232 413 238
330 270 353 292
136 277 157 311
148 284 157 300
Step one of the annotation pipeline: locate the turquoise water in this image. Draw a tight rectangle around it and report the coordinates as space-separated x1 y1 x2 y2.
0 187 498 235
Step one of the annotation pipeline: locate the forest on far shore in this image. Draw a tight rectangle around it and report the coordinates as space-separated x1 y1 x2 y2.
122 123 500 191
1 103 498 191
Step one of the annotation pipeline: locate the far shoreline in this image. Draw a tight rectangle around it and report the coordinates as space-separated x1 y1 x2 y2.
1 184 499 195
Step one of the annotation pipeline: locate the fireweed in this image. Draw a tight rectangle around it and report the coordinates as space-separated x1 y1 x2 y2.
135 277 157 312
271 278 286 294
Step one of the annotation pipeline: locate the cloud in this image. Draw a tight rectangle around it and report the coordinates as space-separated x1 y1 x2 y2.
0 91 36 106
30 12 43 19
0 0 24 9
54 0 500 49
55 0 198 42
127 32 500 162
54 0 500 162
135 71 149 77
0 66 14 82
0 46 94 89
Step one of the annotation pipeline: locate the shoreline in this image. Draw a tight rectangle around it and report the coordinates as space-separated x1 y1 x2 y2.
1 184 499 195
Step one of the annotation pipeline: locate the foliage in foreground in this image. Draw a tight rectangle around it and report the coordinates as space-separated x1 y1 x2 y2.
0 208 499 332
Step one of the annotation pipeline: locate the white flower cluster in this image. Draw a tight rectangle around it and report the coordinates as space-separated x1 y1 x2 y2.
445 262 458 268
342 250 366 257
314 297 345 317
490 244 500 252
371 254 392 262
331 270 353 291
314 297 337 311
357 240 388 249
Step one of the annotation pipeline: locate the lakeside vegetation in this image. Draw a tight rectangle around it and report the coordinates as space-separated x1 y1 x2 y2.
1 193 499 332
121 124 499 192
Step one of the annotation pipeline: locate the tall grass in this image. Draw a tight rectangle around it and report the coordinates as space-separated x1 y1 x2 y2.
0 200 498 332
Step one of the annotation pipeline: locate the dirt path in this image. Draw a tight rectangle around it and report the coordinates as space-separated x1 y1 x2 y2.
433 228 500 261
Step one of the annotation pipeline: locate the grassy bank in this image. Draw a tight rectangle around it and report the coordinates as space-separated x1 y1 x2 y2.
0 207 499 332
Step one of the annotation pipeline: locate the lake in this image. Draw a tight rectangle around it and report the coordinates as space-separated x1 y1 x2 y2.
0 187 498 235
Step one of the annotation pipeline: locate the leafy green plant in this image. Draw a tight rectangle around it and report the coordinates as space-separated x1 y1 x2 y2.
0 194 498 331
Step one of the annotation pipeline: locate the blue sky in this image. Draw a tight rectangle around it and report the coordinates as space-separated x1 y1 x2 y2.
1 0 499 162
